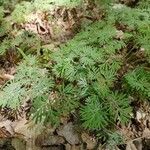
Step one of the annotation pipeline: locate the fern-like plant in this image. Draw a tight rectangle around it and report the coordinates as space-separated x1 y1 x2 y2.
0 0 150 146
0 55 53 109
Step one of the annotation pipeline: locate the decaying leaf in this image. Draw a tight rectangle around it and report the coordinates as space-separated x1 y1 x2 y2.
81 132 97 150
126 142 137 150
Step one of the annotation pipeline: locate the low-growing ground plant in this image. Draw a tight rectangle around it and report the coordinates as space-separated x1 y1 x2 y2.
0 0 150 147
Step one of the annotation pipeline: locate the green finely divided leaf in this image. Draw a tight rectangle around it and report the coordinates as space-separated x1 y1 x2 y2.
11 0 83 23
52 21 123 82
80 92 132 130
0 0 150 133
125 68 150 98
0 56 53 109
0 7 4 20
0 31 41 55
31 95 60 126
52 21 133 130
34 0 82 9
80 96 109 129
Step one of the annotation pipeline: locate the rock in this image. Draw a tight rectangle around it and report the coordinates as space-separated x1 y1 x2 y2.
81 132 97 150
57 122 80 145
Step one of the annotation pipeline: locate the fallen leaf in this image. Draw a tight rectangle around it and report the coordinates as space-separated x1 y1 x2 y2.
0 120 14 135
136 111 146 122
0 74 14 80
142 128 150 138
81 132 97 150
126 142 137 150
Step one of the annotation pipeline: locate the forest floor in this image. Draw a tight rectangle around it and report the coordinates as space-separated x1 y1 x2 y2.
0 0 150 150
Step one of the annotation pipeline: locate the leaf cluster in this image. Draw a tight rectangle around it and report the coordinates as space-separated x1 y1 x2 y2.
0 0 150 144
0 56 53 109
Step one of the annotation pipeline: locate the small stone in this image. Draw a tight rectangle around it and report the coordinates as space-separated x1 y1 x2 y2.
57 122 80 145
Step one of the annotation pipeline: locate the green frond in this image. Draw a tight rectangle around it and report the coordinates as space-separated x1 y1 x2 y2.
80 96 109 130
34 0 82 10
0 7 4 20
124 68 150 98
32 95 60 126
0 56 54 109
106 131 124 149
1 0 150 139
0 82 26 109
11 1 33 23
0 39 11 55
54 83 80 115
106 92 132 124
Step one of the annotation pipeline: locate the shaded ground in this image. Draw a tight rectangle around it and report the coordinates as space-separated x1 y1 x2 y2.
0 0 150 150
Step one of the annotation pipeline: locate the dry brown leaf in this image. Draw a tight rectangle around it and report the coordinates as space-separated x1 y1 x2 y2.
13 119 45 150
142 128 150 139
126 142 137 150
133 139 142 150
81 132 97 150
136 111 146 122
0 120 15 135
0 74 14 80
0 128 11 138
116 30 124 39
3 74 14 80
71 145 81 150
57 122 80 145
